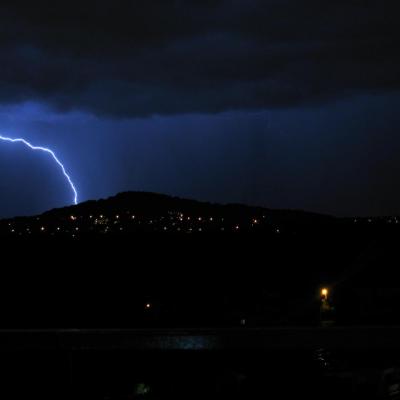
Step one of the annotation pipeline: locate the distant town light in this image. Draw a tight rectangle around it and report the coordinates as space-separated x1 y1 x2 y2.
321 288 329 299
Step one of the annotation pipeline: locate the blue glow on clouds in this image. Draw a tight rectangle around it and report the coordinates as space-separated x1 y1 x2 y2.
0 94 400 218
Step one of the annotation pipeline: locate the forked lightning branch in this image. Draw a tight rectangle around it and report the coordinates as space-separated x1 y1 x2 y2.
0 135 78 205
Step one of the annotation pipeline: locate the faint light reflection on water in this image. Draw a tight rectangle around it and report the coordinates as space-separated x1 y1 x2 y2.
155 335 219 350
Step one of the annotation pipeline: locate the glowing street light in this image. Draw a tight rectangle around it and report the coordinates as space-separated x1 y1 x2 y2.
320 287 335 326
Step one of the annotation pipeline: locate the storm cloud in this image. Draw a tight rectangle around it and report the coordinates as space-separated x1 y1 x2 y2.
0 0 399 117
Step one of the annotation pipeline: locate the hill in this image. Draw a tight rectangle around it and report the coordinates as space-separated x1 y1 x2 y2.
0 191 336 237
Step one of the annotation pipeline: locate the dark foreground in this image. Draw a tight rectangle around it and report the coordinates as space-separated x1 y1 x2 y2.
2 216 400 398
1 327 399 399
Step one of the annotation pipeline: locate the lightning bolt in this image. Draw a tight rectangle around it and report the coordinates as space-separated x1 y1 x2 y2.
0 135 78 205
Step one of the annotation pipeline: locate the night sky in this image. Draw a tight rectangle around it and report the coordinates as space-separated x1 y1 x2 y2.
0 0 399 218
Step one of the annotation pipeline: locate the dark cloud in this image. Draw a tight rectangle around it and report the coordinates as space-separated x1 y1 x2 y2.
0 0 399 117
